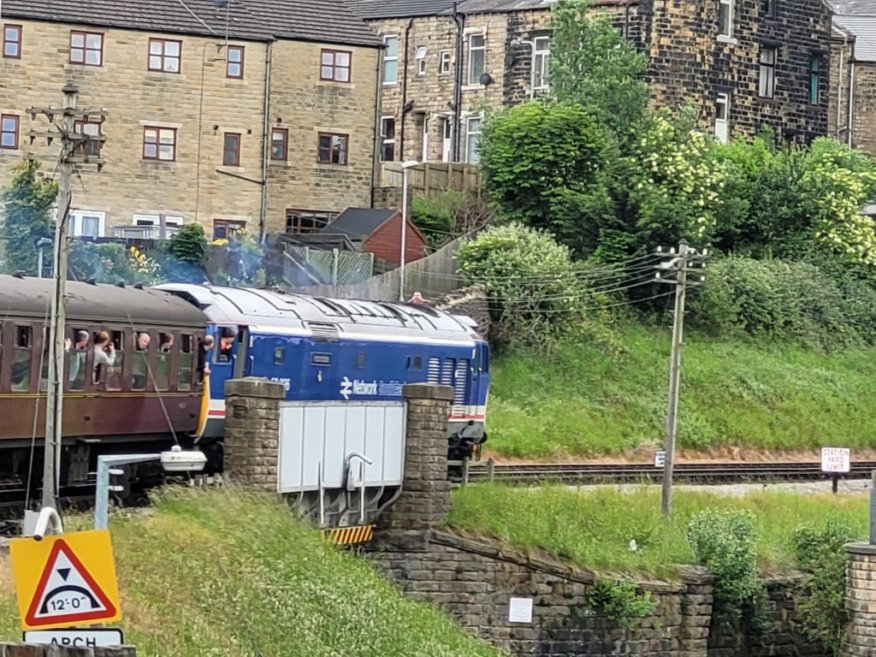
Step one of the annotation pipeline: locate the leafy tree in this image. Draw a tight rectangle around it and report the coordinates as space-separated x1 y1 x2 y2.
168 223 208 266
0 160 58 276
479 102 609 252
68 242 163 285
549 0 649 141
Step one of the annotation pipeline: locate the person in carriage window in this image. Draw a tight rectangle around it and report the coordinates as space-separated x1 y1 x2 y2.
132 332 151 389
65 330 89 389
197 335 214 382
218 327 236 363
92 331 116 384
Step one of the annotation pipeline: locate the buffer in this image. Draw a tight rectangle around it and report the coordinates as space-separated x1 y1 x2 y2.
24 539 118 628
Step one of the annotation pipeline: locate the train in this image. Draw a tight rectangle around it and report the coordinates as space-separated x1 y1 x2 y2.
0 274 490 507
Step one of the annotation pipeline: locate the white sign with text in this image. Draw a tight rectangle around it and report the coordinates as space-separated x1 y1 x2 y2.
821 447 851 473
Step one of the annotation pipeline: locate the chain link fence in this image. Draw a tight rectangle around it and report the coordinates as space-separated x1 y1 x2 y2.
285 246 374 287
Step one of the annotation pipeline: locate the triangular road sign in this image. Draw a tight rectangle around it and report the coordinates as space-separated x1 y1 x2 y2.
24 539 118 627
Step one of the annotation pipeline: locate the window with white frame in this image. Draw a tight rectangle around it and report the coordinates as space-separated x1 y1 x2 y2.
439 50 451 75
132 214 184 228
415 46 427 76
70 210 106 238
465 116 482 164
714 93 730 144
383 35 399 84
468 33 485 85
380 116 396 161
718 0 734 38
532 36 550 92
758 47 776 98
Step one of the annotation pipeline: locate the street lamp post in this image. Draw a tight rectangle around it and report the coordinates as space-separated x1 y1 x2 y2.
399 160 419 302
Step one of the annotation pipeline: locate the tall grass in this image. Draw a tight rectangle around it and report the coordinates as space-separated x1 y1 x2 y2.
447 484 869 577
0 488 502 657
487 325 876 458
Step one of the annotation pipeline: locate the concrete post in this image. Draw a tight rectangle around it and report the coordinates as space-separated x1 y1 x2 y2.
844 543 876 657
223 377 285 491
375 383 454 542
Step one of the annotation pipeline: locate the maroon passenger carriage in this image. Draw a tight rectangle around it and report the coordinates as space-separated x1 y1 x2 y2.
0 275 206 504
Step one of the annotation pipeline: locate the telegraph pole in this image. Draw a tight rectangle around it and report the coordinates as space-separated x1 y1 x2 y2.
654 241 707 517
27 84 106 509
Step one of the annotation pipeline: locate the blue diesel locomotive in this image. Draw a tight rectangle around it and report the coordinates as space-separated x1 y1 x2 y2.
158 284 490 466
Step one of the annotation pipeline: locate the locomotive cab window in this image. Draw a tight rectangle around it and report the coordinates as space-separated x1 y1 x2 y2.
406 356 423 370
215 326 237 363
12 325 32 392
178 334 193 391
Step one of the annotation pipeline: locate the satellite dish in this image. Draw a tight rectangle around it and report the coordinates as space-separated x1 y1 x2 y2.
479 72 493 86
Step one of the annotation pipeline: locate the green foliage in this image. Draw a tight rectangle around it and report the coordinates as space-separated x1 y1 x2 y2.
0 160 58 276
0 487 503 657
479 103 609 252
456 223 615 348
487 325 876 458
448 484 868 576
168 223 208 266
68 242 162 285
687 509 764 623
586 579 656 628
411 194 456 249
792 519 860 656
211 230 266 287
549 0 649 140
688 256 876 349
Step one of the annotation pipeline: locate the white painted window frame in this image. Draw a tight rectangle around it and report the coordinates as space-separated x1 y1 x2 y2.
70 210 106 238
382 34 400 85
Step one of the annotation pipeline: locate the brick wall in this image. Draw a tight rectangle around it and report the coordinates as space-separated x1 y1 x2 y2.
223 377 285 491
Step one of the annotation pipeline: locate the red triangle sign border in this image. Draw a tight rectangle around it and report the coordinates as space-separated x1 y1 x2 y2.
24 538 118 627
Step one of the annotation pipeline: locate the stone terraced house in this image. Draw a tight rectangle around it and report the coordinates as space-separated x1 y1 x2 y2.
350 0 834 165
0 0 381 240
829 0 876 157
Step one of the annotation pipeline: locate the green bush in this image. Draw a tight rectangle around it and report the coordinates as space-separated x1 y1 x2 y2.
688 256 876 349
456 223 616 349
792 519 860 656
687 508 764 623
586 579 656 628
0 160 58 276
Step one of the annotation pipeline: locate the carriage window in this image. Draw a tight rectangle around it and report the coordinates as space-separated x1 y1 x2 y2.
132 330 150 390
68 328 89 390
274 346 285 365
154 332 170 391
106 331 124 391
406 356 422 370
356 352 366 369
12 325 32 392
178 334 193 392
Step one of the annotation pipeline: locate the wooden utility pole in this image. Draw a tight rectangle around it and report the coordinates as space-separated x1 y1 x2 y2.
654 241 707 517
27 84 106 509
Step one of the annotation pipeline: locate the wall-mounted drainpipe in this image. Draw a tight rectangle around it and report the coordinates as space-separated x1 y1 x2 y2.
848 60 856 148
452 3 465 162
399 19 414 160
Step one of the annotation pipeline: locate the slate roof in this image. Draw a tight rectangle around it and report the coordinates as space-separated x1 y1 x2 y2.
347 0 460 20
1 0 379 46
320 208 400 239
455 0 558 13
830 0 876 15
835 15 876 59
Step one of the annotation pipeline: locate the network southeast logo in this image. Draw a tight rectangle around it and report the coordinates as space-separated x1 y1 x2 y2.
339 376 403 400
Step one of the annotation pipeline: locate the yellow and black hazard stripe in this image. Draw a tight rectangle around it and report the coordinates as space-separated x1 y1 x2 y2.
322 525 374 545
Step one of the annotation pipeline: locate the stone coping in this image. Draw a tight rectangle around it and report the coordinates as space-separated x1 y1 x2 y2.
225 377 286 400
430 530 715 593
846 542 876 556
403 383 455 401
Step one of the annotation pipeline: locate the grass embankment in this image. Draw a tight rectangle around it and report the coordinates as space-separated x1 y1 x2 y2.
487 325 876 459
447 484 868 577
0 488 501 657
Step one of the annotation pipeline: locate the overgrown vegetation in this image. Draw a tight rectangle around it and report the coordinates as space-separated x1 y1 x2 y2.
447 484 867 576
687 509 764 625
586 579 656 628
411 190 492 249
0 488 502 657
0 160 57 276
792 519 858 656
487 325 876 457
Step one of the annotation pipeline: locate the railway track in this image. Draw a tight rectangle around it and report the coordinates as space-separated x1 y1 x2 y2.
450 460 876 485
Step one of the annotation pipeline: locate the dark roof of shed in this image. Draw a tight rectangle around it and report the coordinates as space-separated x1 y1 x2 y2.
1 0 379 46
320 208 400 239
0 276 205 328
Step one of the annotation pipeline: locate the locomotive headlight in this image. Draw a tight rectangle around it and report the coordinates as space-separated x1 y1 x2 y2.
160 445 208 473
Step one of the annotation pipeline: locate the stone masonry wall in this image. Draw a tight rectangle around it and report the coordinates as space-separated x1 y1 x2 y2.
0 646 134 656
223 377 285 491
843 544 876 657
368 376 828 657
